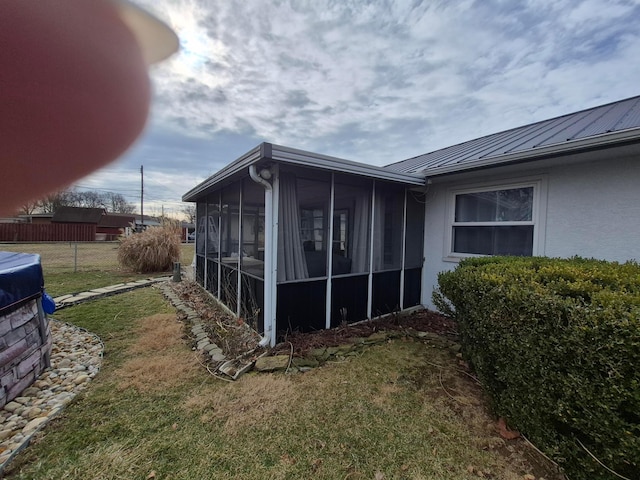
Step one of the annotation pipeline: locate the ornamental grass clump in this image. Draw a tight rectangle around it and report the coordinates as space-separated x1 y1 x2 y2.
118 223 181 273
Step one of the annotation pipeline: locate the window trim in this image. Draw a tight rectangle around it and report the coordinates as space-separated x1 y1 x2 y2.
443 176 547 261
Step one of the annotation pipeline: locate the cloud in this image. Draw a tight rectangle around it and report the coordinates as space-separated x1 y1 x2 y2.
78 0 640 209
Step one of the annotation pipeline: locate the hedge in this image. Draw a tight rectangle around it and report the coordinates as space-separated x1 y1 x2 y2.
433 257 640 480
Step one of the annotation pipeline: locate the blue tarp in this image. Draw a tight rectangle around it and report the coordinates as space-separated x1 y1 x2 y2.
0 252 43 311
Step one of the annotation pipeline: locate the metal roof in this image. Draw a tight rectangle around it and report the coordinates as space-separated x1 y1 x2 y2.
183 143 425 202
52 207 104 224
385 95 640 176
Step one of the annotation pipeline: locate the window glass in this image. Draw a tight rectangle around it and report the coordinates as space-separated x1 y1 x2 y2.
241 178 265 278
195 201 206 256
332 209 348 256
297 176 330 278
334 177 372 275
453 226 533 256
206 192 220 259
405 190 424 268
373 183 404 271
455 187 533 222
220 184 240 261
452 185 535 256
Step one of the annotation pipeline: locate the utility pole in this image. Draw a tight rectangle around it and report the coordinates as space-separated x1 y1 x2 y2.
140 165 144 230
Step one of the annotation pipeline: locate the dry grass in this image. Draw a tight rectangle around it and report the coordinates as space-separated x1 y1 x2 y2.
0 242 120 271
78 443 148 480
117 313 199 392
0 242 194 275
117 224 182 273
6 289 565 480
185 374 301 433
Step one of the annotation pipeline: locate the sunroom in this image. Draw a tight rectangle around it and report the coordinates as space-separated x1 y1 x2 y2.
183 143 426 347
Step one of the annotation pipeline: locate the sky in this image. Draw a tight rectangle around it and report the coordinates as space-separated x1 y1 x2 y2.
77 0 640 218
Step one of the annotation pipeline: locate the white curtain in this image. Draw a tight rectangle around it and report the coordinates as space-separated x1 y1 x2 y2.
277 173 309 281
349 187 371 273
372 190 385 271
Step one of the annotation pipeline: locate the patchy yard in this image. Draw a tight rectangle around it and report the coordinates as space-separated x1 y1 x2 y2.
4 287 563 479
0 242 194 296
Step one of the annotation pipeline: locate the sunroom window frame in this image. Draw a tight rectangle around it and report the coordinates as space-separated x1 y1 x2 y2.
444 177 547 261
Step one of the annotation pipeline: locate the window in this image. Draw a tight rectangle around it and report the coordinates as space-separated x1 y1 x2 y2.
450 184 538 257
332 209 348 256
300 207 325 252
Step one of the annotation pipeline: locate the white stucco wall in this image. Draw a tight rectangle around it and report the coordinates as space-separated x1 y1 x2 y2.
421 154 640 310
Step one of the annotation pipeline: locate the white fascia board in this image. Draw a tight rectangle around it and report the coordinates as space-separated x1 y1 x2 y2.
423 128 640 178
183 143 426 202
271 144 425 186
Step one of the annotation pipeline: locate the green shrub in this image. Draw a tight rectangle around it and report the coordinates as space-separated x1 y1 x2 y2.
117 224 181 273
433 257 640 480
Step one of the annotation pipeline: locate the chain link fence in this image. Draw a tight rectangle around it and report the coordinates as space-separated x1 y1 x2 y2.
0 243 195 273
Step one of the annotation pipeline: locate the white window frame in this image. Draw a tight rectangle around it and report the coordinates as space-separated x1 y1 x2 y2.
443 176 547 261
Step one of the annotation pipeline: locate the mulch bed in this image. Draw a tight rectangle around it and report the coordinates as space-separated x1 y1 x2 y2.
170 280 458 358
272 309 458 357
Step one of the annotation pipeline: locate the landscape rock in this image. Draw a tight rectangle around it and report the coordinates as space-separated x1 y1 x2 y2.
291 358 320 368
364 332 389 344
21 416 47 433
0 320 103 471
254 355 290 372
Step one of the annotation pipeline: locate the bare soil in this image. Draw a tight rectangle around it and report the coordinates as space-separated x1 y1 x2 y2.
169 279 458 357
273 309 458 357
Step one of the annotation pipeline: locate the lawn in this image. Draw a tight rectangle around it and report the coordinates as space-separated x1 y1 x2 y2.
3 286 562 479
0 242 194 297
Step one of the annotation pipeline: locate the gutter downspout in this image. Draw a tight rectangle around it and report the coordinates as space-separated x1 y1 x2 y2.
249 165 274 347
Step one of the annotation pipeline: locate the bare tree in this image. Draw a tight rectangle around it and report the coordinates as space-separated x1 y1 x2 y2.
28 188 135 215
181 204 196 223
75 190 105 209
105 192 136 214
18 200 40 215
38 189 74 213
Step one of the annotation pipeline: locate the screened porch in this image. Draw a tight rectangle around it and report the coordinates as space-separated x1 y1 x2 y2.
188 144 425 346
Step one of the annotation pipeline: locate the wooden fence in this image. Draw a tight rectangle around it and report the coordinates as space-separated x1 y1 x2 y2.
0 224 96 242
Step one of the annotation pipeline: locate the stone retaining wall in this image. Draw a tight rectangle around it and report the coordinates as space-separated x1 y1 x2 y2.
0 300 52 408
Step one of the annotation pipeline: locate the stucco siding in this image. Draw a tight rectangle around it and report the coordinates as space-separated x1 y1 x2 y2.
421 154 640 310
421 182 451 309
544 156 640 262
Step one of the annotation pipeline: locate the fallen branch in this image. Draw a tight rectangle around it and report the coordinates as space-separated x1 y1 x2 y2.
194 352 234 382
520 434 564 475
284 342 293 374
425 360 481 385
576 438 631 480
439 369 471 405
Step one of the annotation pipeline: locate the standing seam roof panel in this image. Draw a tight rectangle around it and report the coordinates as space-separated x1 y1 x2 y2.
541 104 617 144
478 113 581 157
611 97 640 131
384 95 640 175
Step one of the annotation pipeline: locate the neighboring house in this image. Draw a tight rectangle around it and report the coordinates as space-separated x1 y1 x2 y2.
98 213 136 240
52 206 104 224
183 95 640 346
0 217 27 224
182 222 195 243
133 214 162 230
19 213 54 224
52 207 137 240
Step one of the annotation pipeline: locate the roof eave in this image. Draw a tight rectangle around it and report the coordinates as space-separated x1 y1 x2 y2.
270 144 425 185
183 143 425 202
423 127 640 177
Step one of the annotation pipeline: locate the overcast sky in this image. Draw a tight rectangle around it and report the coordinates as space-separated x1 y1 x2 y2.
78 0 640 217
